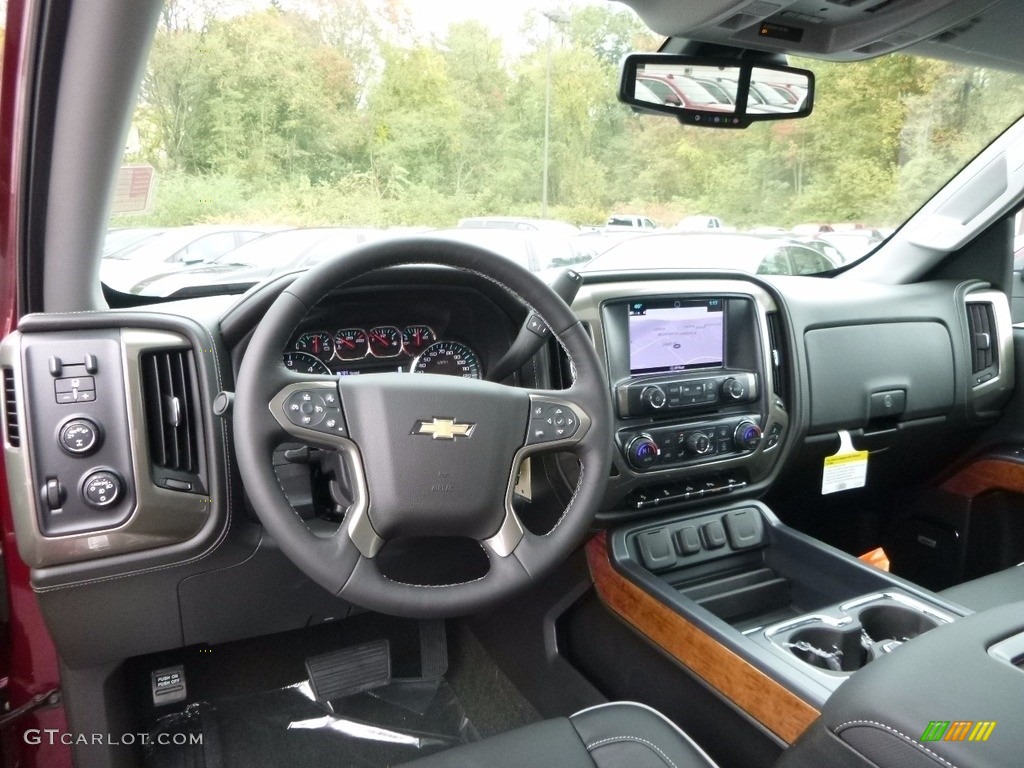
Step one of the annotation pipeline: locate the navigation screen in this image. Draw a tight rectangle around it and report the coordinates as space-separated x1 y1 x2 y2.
628 299 724 374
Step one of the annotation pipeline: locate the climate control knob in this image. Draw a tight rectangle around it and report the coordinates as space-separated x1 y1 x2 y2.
721 377 745 400
734 421 763 451
685 432 713 456
626 434 660 469
640 386 666 410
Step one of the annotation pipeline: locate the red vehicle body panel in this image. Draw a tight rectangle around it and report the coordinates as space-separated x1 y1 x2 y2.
0 0 73 765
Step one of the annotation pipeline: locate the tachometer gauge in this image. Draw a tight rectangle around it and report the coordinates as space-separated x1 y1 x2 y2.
334 328 369 361
294 331 334 361
402 324 436 355
412 341 482 379
367 325 403 358
283 351 332 375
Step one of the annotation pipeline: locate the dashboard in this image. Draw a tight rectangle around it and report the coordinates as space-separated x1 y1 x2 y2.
279 285 518 381
0 259 1016 668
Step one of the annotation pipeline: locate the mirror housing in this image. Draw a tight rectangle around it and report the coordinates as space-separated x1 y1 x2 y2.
619 53 814 129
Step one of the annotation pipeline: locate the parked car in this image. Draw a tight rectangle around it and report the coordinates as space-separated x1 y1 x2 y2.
456 216 579 235
583 232 841 275
102 227 165 257
101 224 275 292
676 215 726 231
605 213 658 230
127 227 382 296
636 73 734 112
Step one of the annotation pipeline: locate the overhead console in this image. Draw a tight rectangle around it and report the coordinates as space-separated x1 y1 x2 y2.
571 279 789 519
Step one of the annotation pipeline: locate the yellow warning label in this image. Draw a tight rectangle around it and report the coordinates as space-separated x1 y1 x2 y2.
824 451 869 467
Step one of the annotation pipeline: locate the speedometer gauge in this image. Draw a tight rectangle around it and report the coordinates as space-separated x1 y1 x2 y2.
283 351 332 375
294 331 334 361
412 341 482 379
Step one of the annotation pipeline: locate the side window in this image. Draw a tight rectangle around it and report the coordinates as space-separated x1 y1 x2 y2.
757 248 792 275
642 218 656 229
789 246 832 274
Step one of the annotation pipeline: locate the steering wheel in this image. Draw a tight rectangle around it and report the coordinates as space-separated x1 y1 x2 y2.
233 237 613 617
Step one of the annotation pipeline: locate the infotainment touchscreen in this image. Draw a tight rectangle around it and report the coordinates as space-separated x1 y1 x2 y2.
628 298 724 374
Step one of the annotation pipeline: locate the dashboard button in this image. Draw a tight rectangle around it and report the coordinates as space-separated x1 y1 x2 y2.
82 471 122 508
59 418 101 456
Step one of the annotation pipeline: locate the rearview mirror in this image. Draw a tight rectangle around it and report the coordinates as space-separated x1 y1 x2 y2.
619 54 814 129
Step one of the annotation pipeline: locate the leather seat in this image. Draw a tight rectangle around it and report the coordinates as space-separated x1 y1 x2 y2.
940 562 1024 611
399 701 719 768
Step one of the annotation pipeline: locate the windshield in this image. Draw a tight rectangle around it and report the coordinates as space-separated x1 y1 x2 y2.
108 0 1024 297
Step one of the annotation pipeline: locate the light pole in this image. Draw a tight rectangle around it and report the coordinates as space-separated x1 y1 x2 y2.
541 8 570 218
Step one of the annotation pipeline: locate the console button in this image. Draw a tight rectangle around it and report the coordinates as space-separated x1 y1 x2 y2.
638 528 676 571
676 526 702 555
724 508 765 549
701 520 727 549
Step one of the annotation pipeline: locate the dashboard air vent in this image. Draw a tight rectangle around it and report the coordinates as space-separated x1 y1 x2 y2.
141 349 206 486
2 367 19 447
966 302 996 375
766 312 788 406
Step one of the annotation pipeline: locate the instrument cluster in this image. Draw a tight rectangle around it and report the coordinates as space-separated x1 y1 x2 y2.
284 324 483 379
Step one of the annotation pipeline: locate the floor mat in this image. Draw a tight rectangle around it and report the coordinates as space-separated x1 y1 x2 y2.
145 677 478 768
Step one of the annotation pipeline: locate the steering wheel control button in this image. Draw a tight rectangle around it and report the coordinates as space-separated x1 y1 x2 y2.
285 391 328 427
526 315 551 339
82 471 122 508
59 418 101 456
54 375 96 404
527 402 580 444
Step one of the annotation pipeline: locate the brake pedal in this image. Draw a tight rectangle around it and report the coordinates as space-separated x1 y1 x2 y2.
305 639 391 702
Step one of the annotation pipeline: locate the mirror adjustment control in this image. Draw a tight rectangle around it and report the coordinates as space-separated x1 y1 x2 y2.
82 471 122 508
59 418 101 456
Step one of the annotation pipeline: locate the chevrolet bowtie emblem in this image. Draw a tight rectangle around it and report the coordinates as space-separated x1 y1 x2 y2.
413 418 476 440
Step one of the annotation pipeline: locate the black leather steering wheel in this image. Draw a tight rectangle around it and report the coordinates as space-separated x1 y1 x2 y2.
233 237 613 617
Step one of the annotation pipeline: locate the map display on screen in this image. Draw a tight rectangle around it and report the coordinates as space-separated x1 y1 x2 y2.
628 300 724 374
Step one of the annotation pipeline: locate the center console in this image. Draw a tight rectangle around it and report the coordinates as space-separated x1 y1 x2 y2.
589 501 969 744
577 281 789 517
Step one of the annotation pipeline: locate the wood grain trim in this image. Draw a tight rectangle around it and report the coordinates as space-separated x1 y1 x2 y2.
585 533 819 744
941 458 1024 499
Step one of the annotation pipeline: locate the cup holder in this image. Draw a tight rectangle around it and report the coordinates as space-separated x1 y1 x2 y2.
859 604 940 643
766 593 953 676
785 625 867 672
